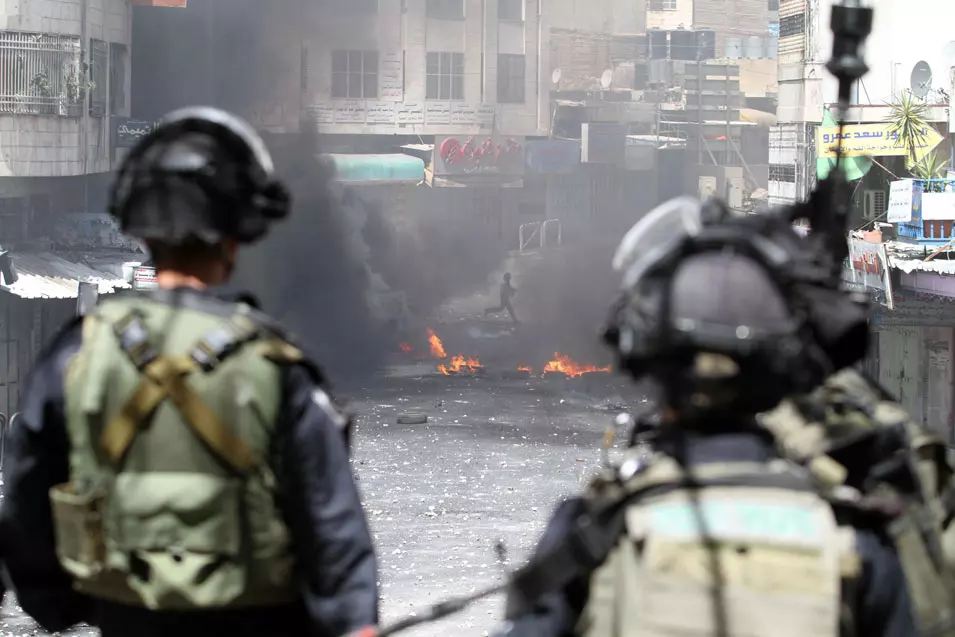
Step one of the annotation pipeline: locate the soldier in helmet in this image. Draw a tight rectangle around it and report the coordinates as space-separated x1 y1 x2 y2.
0 108 378 637
498 197 919 637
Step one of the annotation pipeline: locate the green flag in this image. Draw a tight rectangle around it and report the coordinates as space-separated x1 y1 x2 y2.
816 109 872 180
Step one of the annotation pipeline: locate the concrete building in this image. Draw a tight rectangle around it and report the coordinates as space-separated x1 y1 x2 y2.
0 0 140 424
300 0 548 138
0 0 131 185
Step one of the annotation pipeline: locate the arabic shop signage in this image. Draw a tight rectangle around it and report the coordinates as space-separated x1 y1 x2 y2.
433 135 525 176
132 266 158 290
815 123 943 161
524 140 580 174
113 117 157 148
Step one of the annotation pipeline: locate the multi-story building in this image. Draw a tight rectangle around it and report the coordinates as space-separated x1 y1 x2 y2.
0 0 139 421
770 0 955 439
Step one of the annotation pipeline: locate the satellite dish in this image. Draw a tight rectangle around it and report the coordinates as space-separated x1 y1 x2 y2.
551 68 562 85
910 60 933 98
600 69 613 90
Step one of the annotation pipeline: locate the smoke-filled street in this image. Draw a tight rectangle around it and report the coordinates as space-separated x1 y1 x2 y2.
0 326 645 637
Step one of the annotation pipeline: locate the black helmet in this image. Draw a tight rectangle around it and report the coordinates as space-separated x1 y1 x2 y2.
108 106 290 245
603 196 867 413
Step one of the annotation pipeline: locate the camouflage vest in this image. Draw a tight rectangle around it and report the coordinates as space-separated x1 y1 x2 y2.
761 368 955 637
576 453 856 637
49 294 304 611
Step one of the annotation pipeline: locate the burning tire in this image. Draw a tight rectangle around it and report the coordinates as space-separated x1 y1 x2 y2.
397 413 429 425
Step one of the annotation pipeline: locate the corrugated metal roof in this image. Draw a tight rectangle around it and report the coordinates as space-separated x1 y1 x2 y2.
2 252 131 299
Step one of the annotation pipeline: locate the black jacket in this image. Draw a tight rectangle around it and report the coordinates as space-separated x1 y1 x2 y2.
501 430 921 637
0 286 379 637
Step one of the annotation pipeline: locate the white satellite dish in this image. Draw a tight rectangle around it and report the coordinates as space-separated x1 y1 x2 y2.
600 69 613 90
551 68 562 85
910 60 933 99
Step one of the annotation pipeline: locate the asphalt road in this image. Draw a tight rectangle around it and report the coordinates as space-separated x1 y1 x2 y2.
0 363 645 637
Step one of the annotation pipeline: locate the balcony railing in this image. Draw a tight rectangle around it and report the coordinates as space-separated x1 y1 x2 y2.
896 179 955 246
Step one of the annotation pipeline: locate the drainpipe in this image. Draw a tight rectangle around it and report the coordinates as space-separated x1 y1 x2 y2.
80 0 89 213
536 0 543 133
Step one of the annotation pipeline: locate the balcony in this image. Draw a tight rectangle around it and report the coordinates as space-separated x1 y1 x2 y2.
895 179 955 246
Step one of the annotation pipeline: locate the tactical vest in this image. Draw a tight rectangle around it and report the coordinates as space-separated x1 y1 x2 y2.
761 367 955 637
575 455 858 637
49 294 304 611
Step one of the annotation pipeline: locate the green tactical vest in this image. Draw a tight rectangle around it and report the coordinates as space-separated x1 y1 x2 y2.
49 294 302 611
761 368 955 637
576 454 857 637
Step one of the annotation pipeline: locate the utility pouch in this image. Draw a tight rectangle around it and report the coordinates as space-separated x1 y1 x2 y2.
49 482 108 580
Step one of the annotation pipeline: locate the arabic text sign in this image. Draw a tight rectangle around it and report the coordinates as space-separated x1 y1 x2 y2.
887 179 915 223
921 191 955 221
815 123 943 160
113 118 156 148
846 238 894 309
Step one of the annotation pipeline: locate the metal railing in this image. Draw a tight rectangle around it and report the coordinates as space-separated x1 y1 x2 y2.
0 31 82 116
896 179 955 245
519 219 562 253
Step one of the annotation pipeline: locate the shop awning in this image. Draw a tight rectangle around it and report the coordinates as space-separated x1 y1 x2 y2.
324 153 426 184
1 252 131 299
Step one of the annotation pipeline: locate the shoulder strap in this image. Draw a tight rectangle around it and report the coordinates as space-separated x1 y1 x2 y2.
99 310 260 475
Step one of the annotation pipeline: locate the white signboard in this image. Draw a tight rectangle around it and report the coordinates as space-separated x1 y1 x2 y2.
334 101 367 123
478 104 496 125
133 266 158 291
380 51 404 102
887 179 915 222
425 102 451 125
396 102 425 125
366 101 396 124
307 104 335 124
450 103 478 126
921 191 955 220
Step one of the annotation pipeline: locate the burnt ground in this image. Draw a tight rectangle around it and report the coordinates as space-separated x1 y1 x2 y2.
0 349 647 637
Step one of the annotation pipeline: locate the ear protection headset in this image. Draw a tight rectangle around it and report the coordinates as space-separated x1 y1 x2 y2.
109 106 290 244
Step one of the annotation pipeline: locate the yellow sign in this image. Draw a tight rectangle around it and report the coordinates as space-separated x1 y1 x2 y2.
815 123 943 162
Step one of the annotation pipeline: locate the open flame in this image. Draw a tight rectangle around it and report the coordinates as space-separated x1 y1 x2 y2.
439 355 484 375
541 353 611 378
427 328 447 359
517 365 533 373
398 342 413 353
427 328 483 375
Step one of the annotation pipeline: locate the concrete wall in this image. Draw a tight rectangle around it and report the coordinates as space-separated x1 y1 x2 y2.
550 0 646 34
647 0 693 31
301 0 548 137
0 0 131 177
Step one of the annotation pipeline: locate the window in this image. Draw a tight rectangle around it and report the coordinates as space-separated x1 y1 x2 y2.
649 0 677 10
89 38 107 117
331 50 378 99
0 31 80 116
109 42 127 114
427 0 464 20
426 52 464 100
498 0 523 21
497 54 525 103
768 0 779 9
779 13 805 38
769 164 796 183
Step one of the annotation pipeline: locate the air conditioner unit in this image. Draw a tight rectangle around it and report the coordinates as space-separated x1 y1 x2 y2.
863 189 887 220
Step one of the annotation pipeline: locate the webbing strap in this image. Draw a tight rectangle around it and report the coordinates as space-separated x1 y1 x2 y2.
190 310 261 371
100 312 260 474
